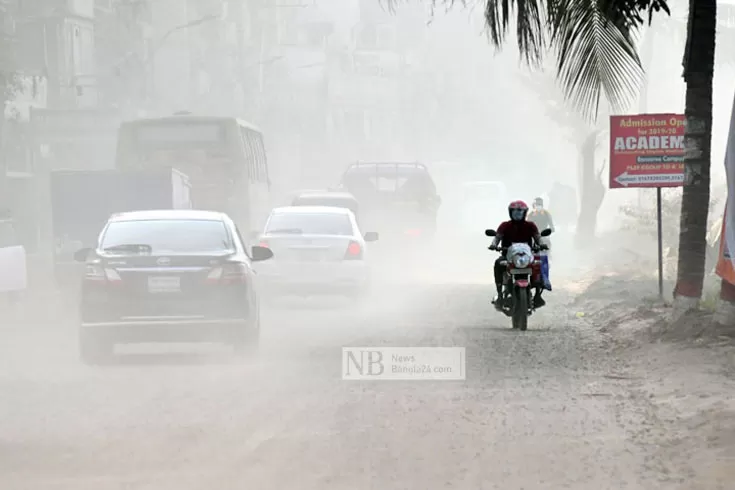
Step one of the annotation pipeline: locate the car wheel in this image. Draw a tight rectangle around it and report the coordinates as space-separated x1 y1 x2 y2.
79 329 113 365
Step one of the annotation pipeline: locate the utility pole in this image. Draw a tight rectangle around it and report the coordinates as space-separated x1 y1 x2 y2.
637 21 656 208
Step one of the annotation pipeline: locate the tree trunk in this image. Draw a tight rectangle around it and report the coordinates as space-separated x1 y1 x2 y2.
575 131 605 246
673 0 717 308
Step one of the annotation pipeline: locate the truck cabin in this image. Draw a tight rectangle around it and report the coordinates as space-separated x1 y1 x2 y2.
340 162 439 213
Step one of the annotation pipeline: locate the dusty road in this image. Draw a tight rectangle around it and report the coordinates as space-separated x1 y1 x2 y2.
1 267 734 489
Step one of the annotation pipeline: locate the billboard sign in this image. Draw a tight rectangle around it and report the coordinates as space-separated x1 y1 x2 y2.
609 113 685 189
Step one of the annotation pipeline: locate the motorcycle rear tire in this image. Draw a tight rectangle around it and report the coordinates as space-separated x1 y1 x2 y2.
512 288 529 331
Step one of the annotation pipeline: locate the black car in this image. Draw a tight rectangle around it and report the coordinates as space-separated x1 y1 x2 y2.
73 209 273 364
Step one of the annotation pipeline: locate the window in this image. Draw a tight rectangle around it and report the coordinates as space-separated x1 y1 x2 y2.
251 132 268 183
265 213 354 236
100 219 233 253
233 224 249 254
240 127 268 183
136 124 224 144
239 126 257 181
343 168 436 200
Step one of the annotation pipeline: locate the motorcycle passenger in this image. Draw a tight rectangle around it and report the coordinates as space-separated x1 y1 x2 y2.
528 197 555 234
489 200 548 309
528 197 554 291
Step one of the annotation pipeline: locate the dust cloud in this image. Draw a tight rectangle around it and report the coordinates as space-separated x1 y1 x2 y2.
3 1 735 489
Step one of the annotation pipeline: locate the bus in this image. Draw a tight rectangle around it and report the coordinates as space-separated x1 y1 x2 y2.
115 114 272 244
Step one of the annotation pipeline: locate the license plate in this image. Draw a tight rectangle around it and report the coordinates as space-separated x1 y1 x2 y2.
147 276 181 293
510 268 532 275
297 250 324 261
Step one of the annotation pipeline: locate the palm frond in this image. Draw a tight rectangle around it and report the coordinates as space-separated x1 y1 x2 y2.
484 0 548 65
550 0 644 121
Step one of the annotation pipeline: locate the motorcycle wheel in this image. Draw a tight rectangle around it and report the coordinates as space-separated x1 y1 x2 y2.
512 288 528 331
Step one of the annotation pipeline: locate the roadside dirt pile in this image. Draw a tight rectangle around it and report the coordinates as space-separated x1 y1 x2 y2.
571 272 734 347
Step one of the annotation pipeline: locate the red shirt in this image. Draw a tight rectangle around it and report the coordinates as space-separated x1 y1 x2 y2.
496 220 539 248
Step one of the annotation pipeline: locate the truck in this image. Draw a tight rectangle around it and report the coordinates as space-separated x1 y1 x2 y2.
338 162 441 243
51 168 191 289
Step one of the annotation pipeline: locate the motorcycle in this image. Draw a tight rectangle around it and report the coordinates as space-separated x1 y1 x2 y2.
485 228 552 331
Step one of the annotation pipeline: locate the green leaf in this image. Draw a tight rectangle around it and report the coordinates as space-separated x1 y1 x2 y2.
484 0 548 66
549 0 644 121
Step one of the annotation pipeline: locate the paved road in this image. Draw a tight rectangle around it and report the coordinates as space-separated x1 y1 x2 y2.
0 256 723 489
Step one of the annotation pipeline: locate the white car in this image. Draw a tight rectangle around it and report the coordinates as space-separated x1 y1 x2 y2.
255 206 378 298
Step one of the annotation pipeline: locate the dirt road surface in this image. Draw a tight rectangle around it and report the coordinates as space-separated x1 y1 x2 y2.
1 256 734 489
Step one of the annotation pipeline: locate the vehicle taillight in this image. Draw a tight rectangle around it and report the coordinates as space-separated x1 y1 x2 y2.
84 264 122 284
405 228 422 237
207 262 248 285
344 241 363 260
258 239 270 248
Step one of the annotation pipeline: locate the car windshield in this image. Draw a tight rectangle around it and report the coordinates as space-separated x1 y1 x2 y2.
266 213 354 236
100 219 233 254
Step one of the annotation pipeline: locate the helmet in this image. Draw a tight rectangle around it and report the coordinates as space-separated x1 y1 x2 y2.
508 200 528 221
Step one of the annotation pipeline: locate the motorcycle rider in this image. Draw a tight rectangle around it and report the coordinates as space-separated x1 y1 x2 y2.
489 200 548 309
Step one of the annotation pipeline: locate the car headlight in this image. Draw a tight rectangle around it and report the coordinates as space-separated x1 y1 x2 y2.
513 254 531 268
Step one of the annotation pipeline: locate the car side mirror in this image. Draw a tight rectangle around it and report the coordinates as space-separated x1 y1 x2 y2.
251 245 273 261
540 228 552 237
364 231 379 242
484 229 497 237
73 247 93 262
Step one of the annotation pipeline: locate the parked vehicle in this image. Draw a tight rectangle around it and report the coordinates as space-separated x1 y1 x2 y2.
485 227 552 331
51 168 191 291
73 209 273 365
254 206 378 300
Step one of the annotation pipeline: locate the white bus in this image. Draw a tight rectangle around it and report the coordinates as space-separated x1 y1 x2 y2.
115 114 272 243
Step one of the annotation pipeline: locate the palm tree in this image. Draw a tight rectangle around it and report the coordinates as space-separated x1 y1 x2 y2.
672 0 717 310
380 0 727 307
381 0 671 118
517 67 607 242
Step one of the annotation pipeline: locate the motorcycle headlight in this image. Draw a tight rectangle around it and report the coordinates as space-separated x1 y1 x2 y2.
513 254 531 268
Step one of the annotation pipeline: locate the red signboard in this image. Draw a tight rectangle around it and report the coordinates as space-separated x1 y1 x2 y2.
609 113 685 189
